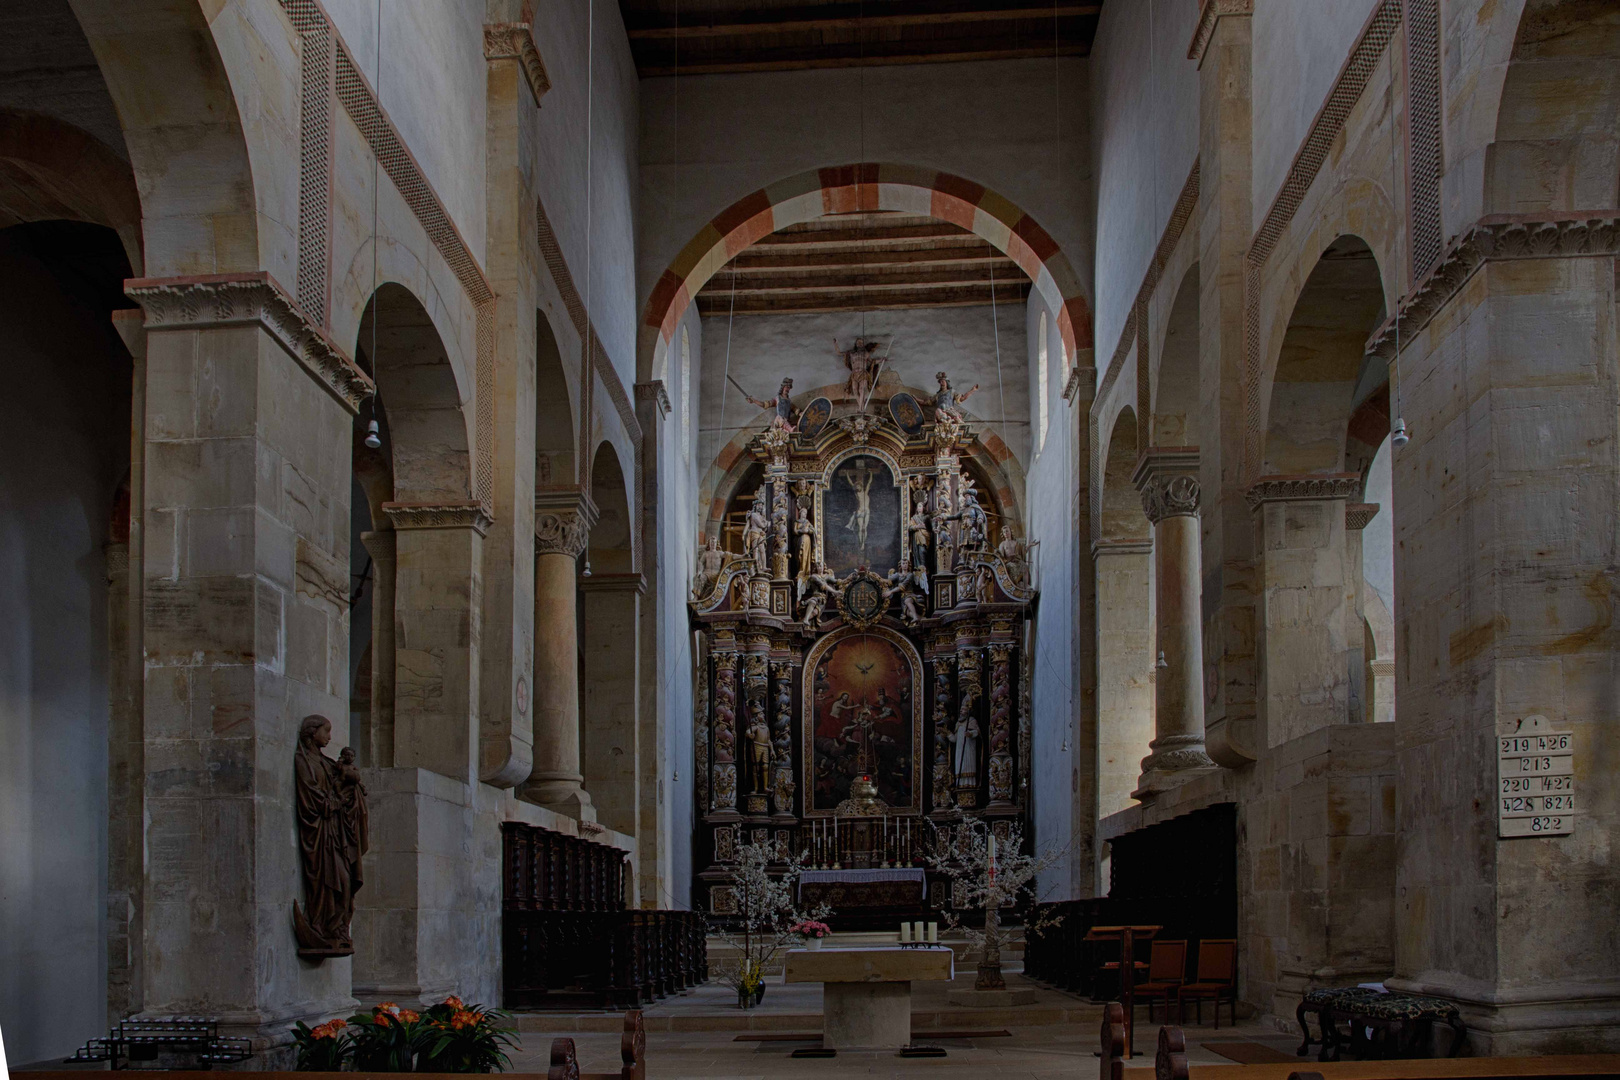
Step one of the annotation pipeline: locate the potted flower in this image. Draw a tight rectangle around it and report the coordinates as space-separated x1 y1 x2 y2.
346 1002 422 1072
290 1018 350 1071
417 996 519 1073
792 920 832 951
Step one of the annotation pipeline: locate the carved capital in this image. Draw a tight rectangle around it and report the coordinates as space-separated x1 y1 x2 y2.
634 379 672 417
1188 0 1253 66
1345 502 1382 531
534 488 597 556
124 272 373 414
382 500 492 535
1245 473 1360 510
483 23 551 107
1061 364 1096 404
1133 448 1201 523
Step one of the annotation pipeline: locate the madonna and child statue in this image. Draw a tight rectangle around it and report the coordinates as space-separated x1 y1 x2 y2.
293 714 369 958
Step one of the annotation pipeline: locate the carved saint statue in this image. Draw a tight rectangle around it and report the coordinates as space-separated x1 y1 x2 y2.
835 337 885 409
742 490 770 572
908 505 932 582
886 567 927 625
932 371 980 421
693 535 727 598
799 561 842 629
950 712 980 792
958 478 988 554
793 505 815 594
293 715 368 957
996 529 1038 588
744 717 773 794
743 377 797 432
842 459 876 553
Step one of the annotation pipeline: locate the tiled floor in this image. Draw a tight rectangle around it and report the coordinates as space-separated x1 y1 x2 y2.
505 970 1303 1077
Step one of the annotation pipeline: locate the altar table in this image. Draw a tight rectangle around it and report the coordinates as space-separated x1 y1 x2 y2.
783 946 954 1050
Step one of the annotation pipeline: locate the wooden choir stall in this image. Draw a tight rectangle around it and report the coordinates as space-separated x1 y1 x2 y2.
689 371 1038 929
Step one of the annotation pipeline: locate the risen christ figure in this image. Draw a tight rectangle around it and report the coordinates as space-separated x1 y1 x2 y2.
843 460 875 552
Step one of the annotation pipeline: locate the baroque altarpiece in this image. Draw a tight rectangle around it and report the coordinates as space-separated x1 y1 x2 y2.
689 382 1037 924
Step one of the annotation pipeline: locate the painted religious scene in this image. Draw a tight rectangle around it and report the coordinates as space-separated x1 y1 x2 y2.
823 454 901 575
807 630 919 813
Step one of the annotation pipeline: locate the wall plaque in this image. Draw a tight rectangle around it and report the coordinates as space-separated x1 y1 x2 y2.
1498 715 1576 838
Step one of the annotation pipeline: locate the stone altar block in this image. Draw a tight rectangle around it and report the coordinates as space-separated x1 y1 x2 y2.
784 946 954 1050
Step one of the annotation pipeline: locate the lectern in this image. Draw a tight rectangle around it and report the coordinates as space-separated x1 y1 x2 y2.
1084 924 1161 1057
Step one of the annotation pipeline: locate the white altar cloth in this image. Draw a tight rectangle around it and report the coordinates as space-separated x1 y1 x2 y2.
796 867 926 896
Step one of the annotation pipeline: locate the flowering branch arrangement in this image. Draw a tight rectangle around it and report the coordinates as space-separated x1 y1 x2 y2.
710 834 831 1007
791 919 831 940
923 812 1067 990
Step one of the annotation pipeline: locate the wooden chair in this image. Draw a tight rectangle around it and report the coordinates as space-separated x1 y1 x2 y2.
1134 939 1188 1023
1176 939 1237 1028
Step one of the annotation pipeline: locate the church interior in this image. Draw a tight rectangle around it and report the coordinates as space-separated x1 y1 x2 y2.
2 0 1618 1075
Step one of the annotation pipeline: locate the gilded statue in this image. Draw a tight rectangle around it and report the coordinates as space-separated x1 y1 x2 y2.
742 377 797 432
693 535 727 598
292 715 368 958
932 370 980 421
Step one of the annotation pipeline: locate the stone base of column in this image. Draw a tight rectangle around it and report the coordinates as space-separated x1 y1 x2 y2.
1132 735 1217 800
523 775 597 822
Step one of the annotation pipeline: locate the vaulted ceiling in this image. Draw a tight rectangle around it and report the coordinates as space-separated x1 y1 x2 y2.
695 211 1031 316
618 1 1103 77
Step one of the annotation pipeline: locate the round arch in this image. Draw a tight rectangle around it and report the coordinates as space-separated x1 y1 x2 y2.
0 110 141 272
640 163 1093 381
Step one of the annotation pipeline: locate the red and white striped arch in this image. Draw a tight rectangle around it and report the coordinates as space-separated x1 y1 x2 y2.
640 162 1093 372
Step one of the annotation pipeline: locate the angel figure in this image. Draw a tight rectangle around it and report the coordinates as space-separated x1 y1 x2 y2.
886 567 927 625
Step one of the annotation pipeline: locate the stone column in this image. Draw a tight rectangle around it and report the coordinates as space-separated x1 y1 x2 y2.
1343 502 1380 725
929 653 956 814
1133 449 1214 798
124 273 369 1044
1247 474 1359 749
382 502 489 780
359 529 396 767
1093 539 1155 822
740 646 770 818
580 572 643 838
526 489 596 820
633 380 671 909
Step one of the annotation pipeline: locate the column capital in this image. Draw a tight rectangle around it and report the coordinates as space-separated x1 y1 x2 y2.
1188 0 1253 67
1345 502 1382 531
382 500 492 535
1245 473 1360 510
124 271 374 414
634 379 672 418
483 23 550 107
534 487 597 557
1133 448 1202 524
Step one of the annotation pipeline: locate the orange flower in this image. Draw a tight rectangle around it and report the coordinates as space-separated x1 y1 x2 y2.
443 996 465 1011
398 1009 420 1024
450 1009 477 1032
310 1019 347 1040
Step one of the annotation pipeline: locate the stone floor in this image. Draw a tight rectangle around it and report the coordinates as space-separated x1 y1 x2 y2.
506 969 1303 1077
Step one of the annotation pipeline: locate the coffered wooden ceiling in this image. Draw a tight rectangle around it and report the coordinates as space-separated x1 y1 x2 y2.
619 1 1103 77
695 212 1032 316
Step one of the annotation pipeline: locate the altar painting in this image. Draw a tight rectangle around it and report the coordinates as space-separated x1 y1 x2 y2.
823 454 901 575
806 629 919 812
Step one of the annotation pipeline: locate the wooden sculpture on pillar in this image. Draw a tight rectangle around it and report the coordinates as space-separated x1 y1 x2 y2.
293 714 368 958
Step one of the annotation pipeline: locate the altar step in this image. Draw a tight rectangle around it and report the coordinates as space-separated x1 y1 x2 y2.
704 928 1025 977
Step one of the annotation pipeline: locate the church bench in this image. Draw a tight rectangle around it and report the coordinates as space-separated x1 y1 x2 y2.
547 1010 645 1080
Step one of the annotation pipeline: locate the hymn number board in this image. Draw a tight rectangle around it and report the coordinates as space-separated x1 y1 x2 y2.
1497 715 1576 838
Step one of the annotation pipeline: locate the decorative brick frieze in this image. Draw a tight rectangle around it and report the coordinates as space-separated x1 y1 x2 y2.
483 23 552 108
1245 474 1360 510
382 500 493 535
1365 214 1620 360
124 272 373 413
1345 502 1382 531
1187 0 1253 67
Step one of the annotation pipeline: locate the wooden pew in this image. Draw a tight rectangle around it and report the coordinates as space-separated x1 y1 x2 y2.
1100 1000 1126 1080
545 1011 646 1080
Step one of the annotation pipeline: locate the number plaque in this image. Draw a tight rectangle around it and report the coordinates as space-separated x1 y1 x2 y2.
1497 715 1576 838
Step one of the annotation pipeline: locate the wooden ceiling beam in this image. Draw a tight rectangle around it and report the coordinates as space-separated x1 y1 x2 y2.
726 247 1024 272
636 41 1091 77
699 265 1026 294
753 223 971 248
626 3 1100 40
694 282 1030 316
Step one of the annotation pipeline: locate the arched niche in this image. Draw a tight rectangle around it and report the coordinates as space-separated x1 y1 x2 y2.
1152 264 1200 449
358 283 473 503
536 310 576 488
1261 236 1387 478
580 441 639 839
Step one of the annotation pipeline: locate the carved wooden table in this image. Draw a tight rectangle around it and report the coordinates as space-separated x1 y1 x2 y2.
784 945 954 1050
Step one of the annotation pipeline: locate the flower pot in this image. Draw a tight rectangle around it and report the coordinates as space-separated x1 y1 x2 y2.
806 937 824 951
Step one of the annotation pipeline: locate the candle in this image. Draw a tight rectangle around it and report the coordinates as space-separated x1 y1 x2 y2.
928 922 938 944
987 833 996 863
900 922 911 943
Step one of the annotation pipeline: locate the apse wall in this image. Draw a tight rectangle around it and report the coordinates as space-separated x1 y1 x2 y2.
637 56 1091 328
0 237 126 1064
